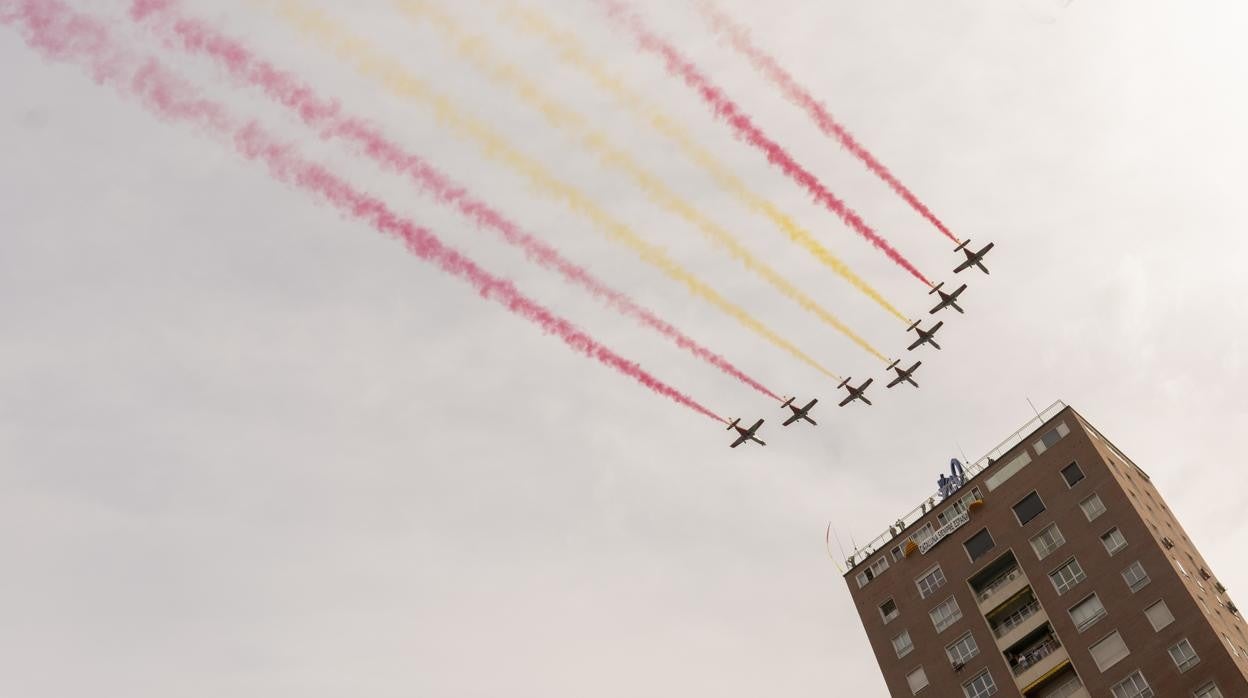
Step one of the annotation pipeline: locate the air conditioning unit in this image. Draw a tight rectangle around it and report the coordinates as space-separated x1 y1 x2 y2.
1161 537 1174 549
1201 568 1212 580
1216 582 1228 593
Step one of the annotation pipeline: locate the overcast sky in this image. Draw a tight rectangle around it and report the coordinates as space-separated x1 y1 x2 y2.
4 0 1248 695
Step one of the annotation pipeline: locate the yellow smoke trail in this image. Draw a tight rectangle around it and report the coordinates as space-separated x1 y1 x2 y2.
267 0 843 380
396 0 891 363
500 1 912 328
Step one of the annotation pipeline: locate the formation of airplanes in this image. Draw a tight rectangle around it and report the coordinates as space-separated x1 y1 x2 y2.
726 240 992 447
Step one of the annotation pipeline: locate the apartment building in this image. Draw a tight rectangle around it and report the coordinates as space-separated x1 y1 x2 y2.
843 403 1248 697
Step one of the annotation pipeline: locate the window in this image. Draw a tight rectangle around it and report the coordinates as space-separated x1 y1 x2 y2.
1123 561 1150 592
946 632 979 665
1223 633 1240 657
880 598 900 624
1111 670 1153 698
916 565 946 599
962 670 996 698
1101 528 1127 555
856 556 890 587
1145 600 1175 631
1168 638 1200 672
1031 523 1066 560
1069 593 1107 631
915 523 935 545
1062 461 1085 486
964 529 995 562
1091 630 1130 671
907 666 929 694
1050 558 1087 595
1033 421 1071 453
986 451 1031 491
1081 493 1107 521
938 487 984 527
893 630 914 658
1012 491 1046 525
1194 683 1224 698
891 545 905 562
930 597 963 633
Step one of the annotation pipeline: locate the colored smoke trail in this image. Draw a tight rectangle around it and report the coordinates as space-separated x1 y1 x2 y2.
127 1 780 402
599 0 934 288
692 0 958 243
397 0 888 363
499 1 912 327
265 0 844 382
2 0 727 424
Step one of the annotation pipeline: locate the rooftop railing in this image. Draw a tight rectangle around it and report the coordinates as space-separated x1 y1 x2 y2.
846 400 1067 567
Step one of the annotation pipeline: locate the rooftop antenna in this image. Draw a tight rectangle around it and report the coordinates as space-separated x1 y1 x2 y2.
956 440 970 465
829 523 848 560
1026 397 1042 420
826 523 846 573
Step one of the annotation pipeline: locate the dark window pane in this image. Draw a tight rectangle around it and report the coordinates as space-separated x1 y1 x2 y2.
964 528 995 562
1062 462 1085 487
1013 492 1046 525
1041 428 1062 449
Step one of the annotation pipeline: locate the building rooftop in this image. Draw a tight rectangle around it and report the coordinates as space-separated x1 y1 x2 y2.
842 400 1067 575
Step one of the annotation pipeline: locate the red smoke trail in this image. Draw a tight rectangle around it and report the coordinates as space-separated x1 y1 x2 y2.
125 0 780 403
599 1 933 287
2 0 727 424
693 1 958 243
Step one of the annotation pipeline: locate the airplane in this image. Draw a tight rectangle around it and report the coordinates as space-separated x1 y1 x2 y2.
780 396 818 426
885 359 922 389
837 377 873 407
929 281 968 315
907 320 944 351
727 417 766 448
953 240 994 275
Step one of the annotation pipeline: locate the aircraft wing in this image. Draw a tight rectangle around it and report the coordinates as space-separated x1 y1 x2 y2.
979 242 995 254
929 298 946 314
907 336 924 351
782 413 800 426
887 374 904 388
730 433 748 448
953 257 975 273
932 321 944 333
861 378 873 389
838 394 854 407
803 398 818 411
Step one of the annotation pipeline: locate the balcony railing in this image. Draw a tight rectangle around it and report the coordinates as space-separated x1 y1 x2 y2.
994 599 1041 637
977 567 1023 603
1010 638 1062 676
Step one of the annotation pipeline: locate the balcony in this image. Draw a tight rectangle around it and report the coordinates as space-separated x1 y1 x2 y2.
1022 663 1086 698
1009 630 1068 691
992 595 1047 649
976 566 1028 612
